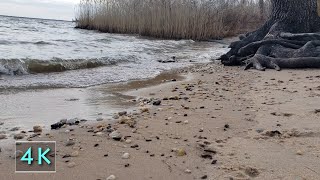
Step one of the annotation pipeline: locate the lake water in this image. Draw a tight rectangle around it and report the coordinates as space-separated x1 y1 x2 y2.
0 15 228 89
0 15 229 136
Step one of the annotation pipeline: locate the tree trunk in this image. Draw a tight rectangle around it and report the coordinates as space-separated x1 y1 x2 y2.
219 0 320 70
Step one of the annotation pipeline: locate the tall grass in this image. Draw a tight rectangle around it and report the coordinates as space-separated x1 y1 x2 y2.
76 0 269 40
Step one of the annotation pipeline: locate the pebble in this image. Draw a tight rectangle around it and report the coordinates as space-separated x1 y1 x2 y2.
201 175 208 179
14 133 25 140
109 131 122 141
65 140 75 146
96 118 104 121
296 150 303 155
176 149 186 156
183 120 189 124
256 128 264 133
106 175 116 180
125 139 132 144
140 107 149 113
113 114 120 119
67 162 76 168
71 151 79 157
33 125 42 133
66 118 80 125
0 134 6 140
185 169 192 173
122 153 130 159
0 122 4 126
10 127 20 131
153 100 161 106
118 111 127 116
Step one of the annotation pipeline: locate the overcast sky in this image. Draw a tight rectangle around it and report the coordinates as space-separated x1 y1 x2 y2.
0 0 79 20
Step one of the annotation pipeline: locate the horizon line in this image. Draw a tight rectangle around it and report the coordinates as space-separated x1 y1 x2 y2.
0 14 73 22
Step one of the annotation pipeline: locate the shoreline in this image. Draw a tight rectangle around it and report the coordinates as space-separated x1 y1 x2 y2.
1 63 320 179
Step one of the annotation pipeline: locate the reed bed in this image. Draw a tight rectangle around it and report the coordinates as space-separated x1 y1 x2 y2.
76 0 269 40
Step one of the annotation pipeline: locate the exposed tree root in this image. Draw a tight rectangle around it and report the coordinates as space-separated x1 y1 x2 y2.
219 0 320 70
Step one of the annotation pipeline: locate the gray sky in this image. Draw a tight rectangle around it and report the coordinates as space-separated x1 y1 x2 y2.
0 0 79 20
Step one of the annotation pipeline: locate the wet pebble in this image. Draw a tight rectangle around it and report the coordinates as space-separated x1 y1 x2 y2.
14 133 25 140
96 118 104 121
118 111 127 116
33 125 42 133
10 127 20 131
0 134 6 140
153 100 161 106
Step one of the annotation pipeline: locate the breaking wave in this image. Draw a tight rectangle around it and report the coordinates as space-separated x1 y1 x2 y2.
0 57 126 75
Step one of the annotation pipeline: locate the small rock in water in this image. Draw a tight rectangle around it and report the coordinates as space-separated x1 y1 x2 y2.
153 100 161 106
10 127 20 131
33 125 42 133
0 134 6 140
109 131 122 141
67 118 80 125
67 162 76 168
51 121 66 130
118 111 127 116
14 133 25 140
96 118 104 121
122 153 130 159
106 175 116 180
113 114 120 119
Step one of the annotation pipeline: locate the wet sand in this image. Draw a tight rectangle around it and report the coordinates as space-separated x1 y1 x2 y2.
1 64 320 179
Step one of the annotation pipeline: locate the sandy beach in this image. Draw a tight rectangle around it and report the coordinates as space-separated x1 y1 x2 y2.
1 63 320 180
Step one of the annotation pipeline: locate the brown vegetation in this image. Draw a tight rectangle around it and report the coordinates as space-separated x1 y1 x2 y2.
75 0 269 40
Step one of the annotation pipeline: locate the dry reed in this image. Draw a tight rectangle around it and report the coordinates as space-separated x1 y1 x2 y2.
76 0 269 40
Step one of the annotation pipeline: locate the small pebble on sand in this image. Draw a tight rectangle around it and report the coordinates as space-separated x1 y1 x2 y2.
122 153 130 159
67 162 76 168
296 150 303 155
106 175 116 180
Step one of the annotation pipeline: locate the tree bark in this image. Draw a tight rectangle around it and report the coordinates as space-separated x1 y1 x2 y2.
219 0 320 70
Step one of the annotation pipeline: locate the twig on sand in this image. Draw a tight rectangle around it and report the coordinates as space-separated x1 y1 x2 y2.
161 160 172 173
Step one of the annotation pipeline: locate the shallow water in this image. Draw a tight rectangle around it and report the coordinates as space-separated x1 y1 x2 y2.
0 15 228 89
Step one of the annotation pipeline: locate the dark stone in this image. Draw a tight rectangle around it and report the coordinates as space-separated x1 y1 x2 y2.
51 122 65 130
153 100 161 106
201 175 208 179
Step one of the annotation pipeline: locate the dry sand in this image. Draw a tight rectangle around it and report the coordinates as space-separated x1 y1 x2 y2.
1 63 320 180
